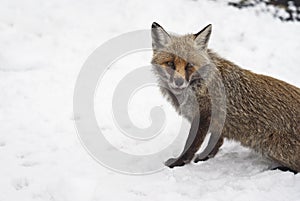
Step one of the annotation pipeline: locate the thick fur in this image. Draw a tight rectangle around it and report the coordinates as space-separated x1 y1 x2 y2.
151 23 300 172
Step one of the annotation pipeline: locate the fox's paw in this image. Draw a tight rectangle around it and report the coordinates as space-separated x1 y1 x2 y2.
271 166 298 174
165 157 186 168
193 154 209 163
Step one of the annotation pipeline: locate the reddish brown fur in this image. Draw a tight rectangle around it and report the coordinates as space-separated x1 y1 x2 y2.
210 51 300 171
151 22 300 172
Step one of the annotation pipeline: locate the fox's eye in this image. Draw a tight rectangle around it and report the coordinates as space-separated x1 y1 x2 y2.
186 63 194 70
166 61 175 69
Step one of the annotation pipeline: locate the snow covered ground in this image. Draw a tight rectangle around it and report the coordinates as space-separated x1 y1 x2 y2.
0 0 300 200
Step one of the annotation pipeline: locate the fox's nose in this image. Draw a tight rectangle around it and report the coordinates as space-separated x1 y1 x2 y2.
174 77 184 87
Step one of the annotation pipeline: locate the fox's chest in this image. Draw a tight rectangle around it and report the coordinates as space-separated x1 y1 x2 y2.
161 87 200 122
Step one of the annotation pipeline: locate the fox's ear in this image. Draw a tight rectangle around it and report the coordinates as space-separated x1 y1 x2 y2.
151 22 171 50
194 24 212 51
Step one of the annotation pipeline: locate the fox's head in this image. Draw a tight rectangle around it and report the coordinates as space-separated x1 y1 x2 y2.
151 22 212 94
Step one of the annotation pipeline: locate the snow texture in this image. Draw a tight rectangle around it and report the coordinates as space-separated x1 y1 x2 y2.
227 0 300 22
0 0 300 201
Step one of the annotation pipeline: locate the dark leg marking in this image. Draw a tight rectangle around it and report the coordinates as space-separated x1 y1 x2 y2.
165 113 210 168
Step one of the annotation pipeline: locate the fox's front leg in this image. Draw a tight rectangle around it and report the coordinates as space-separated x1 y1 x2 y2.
194 137 224 163
165 114 210 168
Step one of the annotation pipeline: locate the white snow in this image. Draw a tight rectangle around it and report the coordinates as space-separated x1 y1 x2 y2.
0 0 300 200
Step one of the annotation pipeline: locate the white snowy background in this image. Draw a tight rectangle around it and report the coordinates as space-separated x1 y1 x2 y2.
0 0 300 200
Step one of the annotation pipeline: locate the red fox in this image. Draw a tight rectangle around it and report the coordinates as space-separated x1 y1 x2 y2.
151 22 300 173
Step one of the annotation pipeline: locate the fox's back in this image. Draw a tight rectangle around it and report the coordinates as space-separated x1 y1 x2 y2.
211 52 300 170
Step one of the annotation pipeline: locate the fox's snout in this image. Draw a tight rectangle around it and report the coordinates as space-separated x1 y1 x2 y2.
168 72 189 91
174 77 184 87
